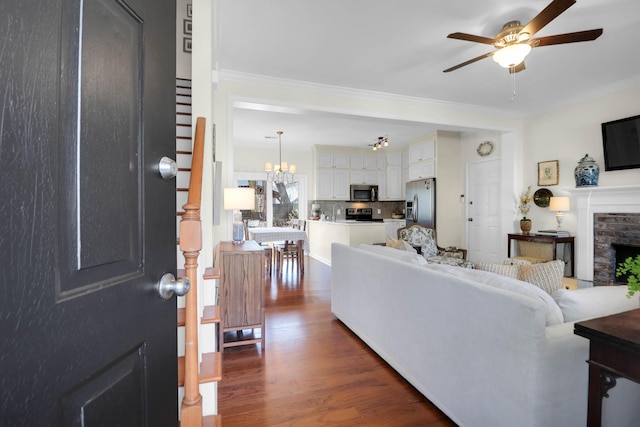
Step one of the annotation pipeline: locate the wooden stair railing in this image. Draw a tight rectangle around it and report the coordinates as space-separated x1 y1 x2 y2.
179 117 206 426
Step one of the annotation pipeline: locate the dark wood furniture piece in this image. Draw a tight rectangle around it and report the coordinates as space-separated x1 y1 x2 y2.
574 309 640 427
216 240 265 351
507 233 575 277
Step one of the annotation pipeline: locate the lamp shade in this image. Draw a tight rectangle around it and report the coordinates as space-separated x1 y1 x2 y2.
223 188 255 210
549 196 570 212
493 43 532 68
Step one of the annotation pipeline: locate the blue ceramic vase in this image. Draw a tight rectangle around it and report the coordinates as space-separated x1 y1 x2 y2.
574 154 599 187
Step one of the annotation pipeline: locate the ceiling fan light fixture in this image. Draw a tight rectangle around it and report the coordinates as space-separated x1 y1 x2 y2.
493 43 531 68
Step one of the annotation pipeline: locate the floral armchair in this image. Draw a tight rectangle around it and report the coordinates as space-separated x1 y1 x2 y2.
397 223 474 268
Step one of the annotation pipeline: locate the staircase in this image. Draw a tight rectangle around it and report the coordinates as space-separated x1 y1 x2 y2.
175 78 222 426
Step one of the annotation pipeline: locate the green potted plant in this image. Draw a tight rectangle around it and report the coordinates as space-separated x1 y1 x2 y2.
518 185 533 234
616 254 640 298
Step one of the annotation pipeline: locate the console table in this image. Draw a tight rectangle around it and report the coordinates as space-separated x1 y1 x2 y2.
574 309 640 427
507 233 575 277
216 240 265 351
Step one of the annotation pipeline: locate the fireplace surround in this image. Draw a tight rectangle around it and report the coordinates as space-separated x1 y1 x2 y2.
568 185 640 283
593 213 640 285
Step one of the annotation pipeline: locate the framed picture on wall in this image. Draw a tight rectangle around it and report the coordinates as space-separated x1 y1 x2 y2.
183 38 192 53
538 160 559 186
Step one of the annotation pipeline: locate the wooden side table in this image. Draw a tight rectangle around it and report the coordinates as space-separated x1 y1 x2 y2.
216 240 265 351
574 309 640 427
507 233 575 277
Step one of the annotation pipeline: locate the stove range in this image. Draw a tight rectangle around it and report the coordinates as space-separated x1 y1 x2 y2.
345 208 383 222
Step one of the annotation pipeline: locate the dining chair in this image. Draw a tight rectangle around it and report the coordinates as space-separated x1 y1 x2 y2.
274 219 305 275
244 220 273 275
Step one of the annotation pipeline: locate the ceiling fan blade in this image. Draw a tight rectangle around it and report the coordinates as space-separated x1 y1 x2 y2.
520 0 576 39
530 29 603 47
447 32 496 45
443 51 495 73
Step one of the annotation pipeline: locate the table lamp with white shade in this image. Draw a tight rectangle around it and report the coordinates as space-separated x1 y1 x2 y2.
224 188 255 243
549 196 570 231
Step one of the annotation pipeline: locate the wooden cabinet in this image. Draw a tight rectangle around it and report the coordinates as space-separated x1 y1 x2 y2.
216 240 265 351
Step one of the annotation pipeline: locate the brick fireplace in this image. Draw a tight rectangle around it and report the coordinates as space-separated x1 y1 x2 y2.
568 185 640 283
593 213 640 285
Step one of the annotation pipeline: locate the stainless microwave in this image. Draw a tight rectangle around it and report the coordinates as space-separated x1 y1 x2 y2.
350 184 378 202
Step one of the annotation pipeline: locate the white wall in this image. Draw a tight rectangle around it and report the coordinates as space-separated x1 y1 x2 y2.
175 0 192 79
522 84 640 236
213 78 524 248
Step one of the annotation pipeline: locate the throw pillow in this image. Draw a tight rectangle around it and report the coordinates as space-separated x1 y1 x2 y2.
518 260 565 295
386 236 417 253
504 258 534 266
475 262 519 279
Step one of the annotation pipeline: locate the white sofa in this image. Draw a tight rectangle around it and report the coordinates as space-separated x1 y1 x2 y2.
330 243 640 427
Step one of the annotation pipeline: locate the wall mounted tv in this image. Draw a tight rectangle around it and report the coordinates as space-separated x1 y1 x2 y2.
601 114 640 171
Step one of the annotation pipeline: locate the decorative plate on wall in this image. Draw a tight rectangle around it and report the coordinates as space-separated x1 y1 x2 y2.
533 188 553 207
476 141 494 157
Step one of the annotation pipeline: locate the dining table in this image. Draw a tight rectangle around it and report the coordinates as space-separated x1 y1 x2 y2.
247 227 310 273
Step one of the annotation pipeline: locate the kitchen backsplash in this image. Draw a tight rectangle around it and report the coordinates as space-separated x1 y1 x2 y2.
308 200 405 221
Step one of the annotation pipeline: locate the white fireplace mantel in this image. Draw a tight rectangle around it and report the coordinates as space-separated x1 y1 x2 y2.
566 185 640 281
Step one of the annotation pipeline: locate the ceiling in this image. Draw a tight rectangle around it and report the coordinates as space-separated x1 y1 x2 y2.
217 0 640 151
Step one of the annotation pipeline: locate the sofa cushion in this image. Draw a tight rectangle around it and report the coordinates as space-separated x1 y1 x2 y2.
424 263 564 326
518 260 565 295
552 285 639 322
358 244 427 266
475 262 519 279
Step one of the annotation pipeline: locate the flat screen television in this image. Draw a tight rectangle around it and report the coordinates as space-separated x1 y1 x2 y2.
601 114 640 171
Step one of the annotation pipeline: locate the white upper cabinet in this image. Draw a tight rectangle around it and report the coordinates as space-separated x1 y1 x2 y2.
408 138 435 163
317 150 350 169
350 153 377 170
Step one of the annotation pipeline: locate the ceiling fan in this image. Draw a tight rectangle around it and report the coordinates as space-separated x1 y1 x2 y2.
443 0 603 73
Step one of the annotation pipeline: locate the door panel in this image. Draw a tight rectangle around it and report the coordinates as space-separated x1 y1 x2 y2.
59 0 144 296
0 0 177 425
467 160 502 263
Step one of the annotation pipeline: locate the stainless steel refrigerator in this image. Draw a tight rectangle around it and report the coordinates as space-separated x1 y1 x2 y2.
405 178 436 227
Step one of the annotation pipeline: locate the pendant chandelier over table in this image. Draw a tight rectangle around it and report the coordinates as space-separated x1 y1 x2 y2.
265 131 296 183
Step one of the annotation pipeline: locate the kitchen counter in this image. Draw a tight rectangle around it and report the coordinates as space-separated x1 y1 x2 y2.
308 220 389 265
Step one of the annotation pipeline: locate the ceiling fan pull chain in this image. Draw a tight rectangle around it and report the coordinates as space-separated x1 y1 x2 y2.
511 69 517 102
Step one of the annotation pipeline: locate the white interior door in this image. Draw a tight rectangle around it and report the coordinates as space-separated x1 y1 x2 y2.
466 159 502 263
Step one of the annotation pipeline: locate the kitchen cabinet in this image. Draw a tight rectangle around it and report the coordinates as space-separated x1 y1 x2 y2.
350 153 376 170
386 164 403 199
377 171 387 200
317 150 350 169
408 139 435 163
316 168 350 200
408 159 435 181
351 170 377 185
384 219 406 239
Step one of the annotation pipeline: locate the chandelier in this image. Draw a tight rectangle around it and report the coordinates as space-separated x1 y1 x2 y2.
265 131 296 183
371 136 389 151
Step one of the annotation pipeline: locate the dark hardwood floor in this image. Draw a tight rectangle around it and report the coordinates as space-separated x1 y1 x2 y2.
218 256 457 426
